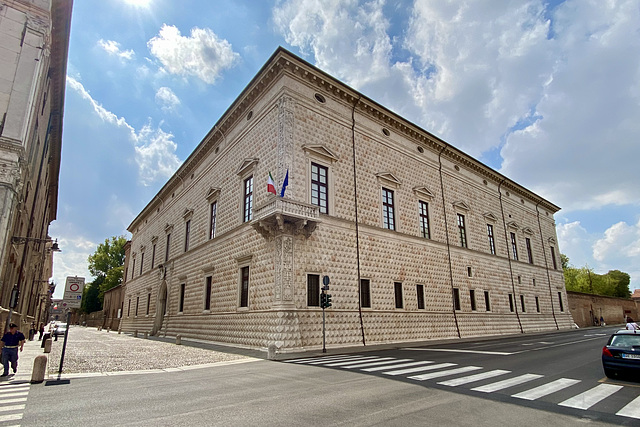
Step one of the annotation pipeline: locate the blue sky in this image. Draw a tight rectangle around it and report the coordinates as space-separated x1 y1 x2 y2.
49 0 640 297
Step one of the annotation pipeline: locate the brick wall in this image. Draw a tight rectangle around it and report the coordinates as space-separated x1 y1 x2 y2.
567 291 638 328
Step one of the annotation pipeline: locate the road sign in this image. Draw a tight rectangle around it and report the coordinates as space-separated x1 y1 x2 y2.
63 276 85 308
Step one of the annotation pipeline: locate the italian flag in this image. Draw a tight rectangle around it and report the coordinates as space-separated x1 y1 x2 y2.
267 172 277 195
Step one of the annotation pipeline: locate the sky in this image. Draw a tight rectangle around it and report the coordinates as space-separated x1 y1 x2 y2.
49 0 640 297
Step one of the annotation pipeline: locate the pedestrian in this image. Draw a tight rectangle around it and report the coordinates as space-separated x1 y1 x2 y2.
29 322 36 341
626 317 639 331
38 322 45 340
600 316 605 327
1 323 26 377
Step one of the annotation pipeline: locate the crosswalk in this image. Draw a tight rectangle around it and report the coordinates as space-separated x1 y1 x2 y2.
0 382 30 425
286 354 640 420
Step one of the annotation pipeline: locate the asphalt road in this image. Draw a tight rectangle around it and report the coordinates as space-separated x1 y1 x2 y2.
6 326 636 426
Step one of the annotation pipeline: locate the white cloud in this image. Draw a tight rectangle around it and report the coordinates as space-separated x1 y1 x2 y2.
593 220 640 262
97 39 135 60
66 76 181 186
47 230 96 296
147 24 240 84
273 0 392 88
272 0 640 214
155 86 181 112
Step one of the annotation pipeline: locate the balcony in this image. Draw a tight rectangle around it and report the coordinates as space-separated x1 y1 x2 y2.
252 196 321 238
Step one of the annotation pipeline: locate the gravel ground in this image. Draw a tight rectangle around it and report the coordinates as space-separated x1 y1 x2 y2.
47 326 249 374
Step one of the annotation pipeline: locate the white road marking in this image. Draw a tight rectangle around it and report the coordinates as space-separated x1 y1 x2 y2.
0 384 30 391
345 359 412 369
558 384 623 410
0 397 27 405
404 348 513 356
0 387 29 395
0 391 28 398
512 378 581 400
307 356 379 365
288 355 352 363
438 369 511 387
0 404 25 413
616 395 640 419
471 374 544 393
324 357 393 367
408 366 482 381
0 413 23 423
362 361 433 372
383 363 457 376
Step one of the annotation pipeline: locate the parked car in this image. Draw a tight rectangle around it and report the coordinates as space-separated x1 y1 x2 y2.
53 323 68 338
602 330 640 379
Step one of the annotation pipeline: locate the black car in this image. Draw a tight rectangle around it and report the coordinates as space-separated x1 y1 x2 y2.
602 330 640 378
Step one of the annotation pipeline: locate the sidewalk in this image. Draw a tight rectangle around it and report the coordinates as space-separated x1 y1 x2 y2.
0 336 46 384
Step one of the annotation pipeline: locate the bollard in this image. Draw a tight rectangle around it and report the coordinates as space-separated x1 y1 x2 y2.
133 330 138 338
31 355 48 383
118 328 122 334
107 327 110 333
176 334 182 345
267 344 277 360
43 338 52 353
143 331 148 339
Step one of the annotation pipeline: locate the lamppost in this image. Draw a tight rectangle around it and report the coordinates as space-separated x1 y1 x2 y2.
5 236 60 331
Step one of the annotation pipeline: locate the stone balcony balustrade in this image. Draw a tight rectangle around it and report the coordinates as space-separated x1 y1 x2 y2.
252 196 321 238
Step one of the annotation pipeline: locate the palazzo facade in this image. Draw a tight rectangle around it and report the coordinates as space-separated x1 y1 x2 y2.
120 48 573 352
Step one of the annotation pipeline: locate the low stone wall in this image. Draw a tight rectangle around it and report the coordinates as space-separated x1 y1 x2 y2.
566 291 638 328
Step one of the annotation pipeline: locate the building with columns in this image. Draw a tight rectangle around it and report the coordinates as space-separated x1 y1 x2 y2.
120 47 573 352
0 0 72 329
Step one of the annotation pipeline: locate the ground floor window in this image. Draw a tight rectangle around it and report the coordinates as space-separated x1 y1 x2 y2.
558 292 564 312
240 266 250 308
179 283 186 312
146 293 151 315
205 276 212 310
484 291 491 311
416 285 425 310
394 282 403 309
360 279 371 308
535 296 540 313
470 289 476 311
135 297 139 316
508 294 514 312
307 274 320 307
520 294 526 312
453 288 461 311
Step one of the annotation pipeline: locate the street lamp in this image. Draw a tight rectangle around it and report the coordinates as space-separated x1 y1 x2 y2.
11 236 61 252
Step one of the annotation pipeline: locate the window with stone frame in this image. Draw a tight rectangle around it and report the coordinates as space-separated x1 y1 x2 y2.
184 219 191 252
165 233 171 262
470 289 476 311
382 188 396 230
508 294 514 312
240 266 250 308
131 258 136 279
135 296 139 316
307 274 320 307
551 246 558 269
453 288 461 311
204 276 212 311
179 283 186 313
209 201 217 239
535 296 540 313
558 292 564 312
520 294 526 312
360 279 371 308
311 163 329 214
416 284 425 310
419 201 430 239
394 282 403 309
484 291 491 311
457 214 467 248
243 176 253 222
510 232 519 261
127 299 131 316
487 224 496 255
526 237 534 264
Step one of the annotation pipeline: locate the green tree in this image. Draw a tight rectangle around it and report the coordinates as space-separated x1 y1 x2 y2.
561 254 632 298
87 235 127 303
607 270 631 298
81 276 104 314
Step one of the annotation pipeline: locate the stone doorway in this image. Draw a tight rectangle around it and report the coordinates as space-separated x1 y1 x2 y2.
151 280 167 336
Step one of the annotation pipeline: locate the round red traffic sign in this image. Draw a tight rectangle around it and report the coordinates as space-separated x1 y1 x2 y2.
70 283 80 292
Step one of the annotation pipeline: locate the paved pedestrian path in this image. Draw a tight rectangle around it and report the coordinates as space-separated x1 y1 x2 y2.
286 354 640 422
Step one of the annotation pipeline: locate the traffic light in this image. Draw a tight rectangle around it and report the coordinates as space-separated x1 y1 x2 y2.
325 293 332 308
320 293 327 308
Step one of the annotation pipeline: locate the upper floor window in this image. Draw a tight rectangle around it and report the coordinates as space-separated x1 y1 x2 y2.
382 187 396 231
419 201 430 239
140 253 144 275
311 163 328 214
526 237 534 264
184 220 191 252
307 274 320 307
487 224 496 255
204 276 212 311
457 214 467 248
165 233 171 262
243 176 253 222
510 232 519 261
416 284 425 310
209 201 217 240
131 258 136 279
240 266 250 307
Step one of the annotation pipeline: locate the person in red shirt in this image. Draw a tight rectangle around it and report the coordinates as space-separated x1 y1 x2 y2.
1 323 26 377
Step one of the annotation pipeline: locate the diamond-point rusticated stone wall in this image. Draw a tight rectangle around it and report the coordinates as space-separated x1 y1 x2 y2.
119 48 573 353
